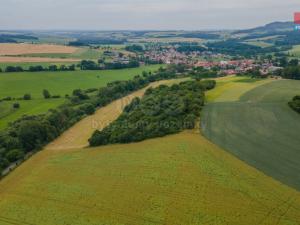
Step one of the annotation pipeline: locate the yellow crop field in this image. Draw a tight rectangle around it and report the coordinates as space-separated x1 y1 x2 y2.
0 131 300 225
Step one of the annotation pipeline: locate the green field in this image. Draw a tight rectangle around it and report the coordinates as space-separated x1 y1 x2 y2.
0 132 300 225
0 65 162 129
202 78 300 190
288 45 300 57
244 41 273 48
0 65 162 99
19 48 105 60
0 99 65 130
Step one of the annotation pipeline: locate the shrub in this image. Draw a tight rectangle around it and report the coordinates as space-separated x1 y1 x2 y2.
23 94 31 100
43 89 51 99
5 149 24 163
13 103 20 109
80 103 96 115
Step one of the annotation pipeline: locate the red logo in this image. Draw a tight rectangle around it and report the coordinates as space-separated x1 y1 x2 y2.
294 12 300 24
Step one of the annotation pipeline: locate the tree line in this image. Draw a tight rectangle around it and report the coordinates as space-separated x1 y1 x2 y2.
89 79 216 146
0 59 141 73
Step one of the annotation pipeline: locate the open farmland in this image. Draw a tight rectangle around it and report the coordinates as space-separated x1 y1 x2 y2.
0 131 300 225
0 43 78 55
0 65 162 129
0 99 65 130
0 65 162 98
202 77 300 190
0 43 80 63
288 45 300 57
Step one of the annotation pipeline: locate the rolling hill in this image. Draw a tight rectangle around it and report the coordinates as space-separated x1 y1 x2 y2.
0 76 299 225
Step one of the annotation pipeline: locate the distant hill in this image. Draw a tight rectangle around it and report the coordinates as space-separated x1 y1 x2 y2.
234 22 294 35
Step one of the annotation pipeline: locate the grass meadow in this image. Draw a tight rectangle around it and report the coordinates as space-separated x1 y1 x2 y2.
202 77 300 190
0 65 162 129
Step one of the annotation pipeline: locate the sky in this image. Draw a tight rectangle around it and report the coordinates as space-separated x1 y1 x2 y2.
0 0 299 30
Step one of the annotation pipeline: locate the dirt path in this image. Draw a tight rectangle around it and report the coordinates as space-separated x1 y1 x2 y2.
45 78 188 150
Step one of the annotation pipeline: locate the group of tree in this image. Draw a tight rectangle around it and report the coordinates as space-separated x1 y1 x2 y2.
289 96 300 113
274 58 300 80
125 45 144 53
79 59 140 70
175 44 206 53
89 79 216 146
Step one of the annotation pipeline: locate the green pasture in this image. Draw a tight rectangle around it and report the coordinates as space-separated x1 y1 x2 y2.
202 78 300 190
0 65 162 129
0 99 65 130
0 65 161 99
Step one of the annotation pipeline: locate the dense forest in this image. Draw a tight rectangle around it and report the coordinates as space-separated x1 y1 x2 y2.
289 96 300 113
89 80 216 146
206 40 279 57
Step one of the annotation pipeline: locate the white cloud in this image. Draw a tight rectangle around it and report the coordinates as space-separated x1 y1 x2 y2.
0 0 297 29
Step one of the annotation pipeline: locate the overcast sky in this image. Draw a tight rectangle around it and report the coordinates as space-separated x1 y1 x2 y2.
0 0 298 30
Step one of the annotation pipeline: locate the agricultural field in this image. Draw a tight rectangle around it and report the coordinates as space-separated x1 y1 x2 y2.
0 99 65 130
243 41 273 48
0 43 130 63
0 65 162 129
288 45 300 57
202 77 300 190
0 43 78 55
0 131 300 225
0 65 161 99
0 43 80 63
0 76 300 224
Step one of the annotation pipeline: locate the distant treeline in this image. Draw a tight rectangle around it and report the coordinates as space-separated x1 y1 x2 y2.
0 64 76 73
0 60 141 73
69 38 126 46
177 32 220 40
89 79 216 146
0 34 38 43
176 44 206 53
289 96 300 114
0 65 189 175
206 40 281 57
